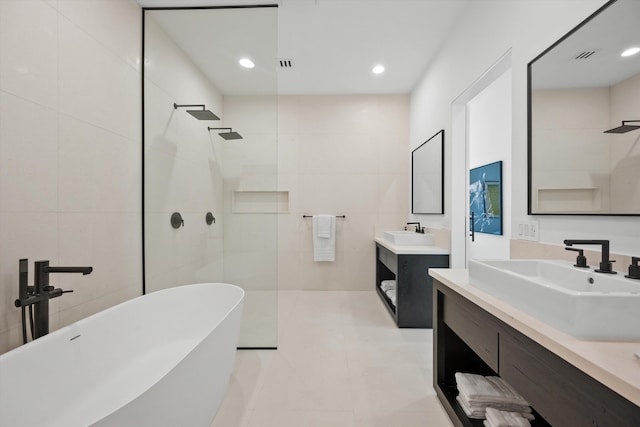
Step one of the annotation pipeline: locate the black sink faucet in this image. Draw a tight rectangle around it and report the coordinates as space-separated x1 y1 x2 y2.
15 260 93 341
563 240 616 274
406 222 424 233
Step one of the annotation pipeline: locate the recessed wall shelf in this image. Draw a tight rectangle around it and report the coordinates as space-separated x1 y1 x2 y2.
536 187 600 213
232 191 289 214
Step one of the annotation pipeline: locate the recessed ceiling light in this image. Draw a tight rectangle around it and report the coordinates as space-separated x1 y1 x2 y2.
239 58 255 69
621 47 640 57
372 65 385 74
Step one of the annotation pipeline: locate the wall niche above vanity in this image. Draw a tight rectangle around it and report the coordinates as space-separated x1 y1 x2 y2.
528 0 640 215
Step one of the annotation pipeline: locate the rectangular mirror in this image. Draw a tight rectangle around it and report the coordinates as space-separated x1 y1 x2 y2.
470 161 503 235
412 129 444 214
528 0 640 215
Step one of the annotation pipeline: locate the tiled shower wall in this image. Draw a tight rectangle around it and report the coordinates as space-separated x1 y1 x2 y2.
0 0 142 354
143 12 225 291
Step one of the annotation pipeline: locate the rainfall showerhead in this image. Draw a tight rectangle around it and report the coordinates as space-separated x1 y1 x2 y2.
208 127 243 140
174 103 220 120
604 120 640 134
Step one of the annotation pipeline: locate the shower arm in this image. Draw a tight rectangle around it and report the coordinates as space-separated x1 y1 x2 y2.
174 103 206 111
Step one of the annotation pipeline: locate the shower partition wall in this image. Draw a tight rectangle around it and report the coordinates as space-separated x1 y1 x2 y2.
142 6 278 348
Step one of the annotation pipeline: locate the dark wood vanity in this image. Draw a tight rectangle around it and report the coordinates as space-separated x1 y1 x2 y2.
432 274 640 427
375 241 449 327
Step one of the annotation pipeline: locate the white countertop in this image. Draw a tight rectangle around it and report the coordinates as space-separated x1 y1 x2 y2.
430 268 640 407
375 237 449 255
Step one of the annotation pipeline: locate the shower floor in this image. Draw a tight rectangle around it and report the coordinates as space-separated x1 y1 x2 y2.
211 290 453 427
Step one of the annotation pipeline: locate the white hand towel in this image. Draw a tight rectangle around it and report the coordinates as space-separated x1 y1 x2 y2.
316 214 333 238
313 215 336 262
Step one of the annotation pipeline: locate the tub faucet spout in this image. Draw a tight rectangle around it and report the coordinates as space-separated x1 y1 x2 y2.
30 260 92 339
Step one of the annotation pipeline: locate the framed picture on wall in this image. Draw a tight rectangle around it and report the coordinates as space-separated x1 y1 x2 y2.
469 161 502 235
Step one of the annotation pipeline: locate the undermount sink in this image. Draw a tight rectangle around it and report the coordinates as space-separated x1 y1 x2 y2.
468 259 640 340
383 230 434 246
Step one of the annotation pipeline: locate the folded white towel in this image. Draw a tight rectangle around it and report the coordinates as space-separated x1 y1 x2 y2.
385 289 397 305
485 407 531 427
380 280 396 291
455 373 530 408
459 389 531 414
460 396 533 422
312 215 336 262
456 396 485 419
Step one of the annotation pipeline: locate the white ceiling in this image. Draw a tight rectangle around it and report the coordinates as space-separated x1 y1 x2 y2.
532 0 640 90
139 0 470 95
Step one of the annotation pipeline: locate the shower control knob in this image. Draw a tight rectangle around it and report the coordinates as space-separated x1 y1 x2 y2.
206 212 215 225
170 212 184 229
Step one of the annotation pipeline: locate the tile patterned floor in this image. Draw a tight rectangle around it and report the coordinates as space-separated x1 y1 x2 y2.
211 291 455 427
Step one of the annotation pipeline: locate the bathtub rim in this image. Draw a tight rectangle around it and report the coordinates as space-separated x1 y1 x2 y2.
0 282 244 360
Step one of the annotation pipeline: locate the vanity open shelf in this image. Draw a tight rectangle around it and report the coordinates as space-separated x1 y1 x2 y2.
375 240 449 327
432 275 640 427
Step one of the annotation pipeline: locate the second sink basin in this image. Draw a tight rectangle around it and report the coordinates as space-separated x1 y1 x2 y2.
468 259 640 340
383 230 434 246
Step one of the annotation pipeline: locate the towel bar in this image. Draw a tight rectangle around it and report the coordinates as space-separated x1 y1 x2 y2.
302 215 346 218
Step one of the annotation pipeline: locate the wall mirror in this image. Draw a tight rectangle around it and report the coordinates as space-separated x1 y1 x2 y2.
412 129 444 214
528 0 640 215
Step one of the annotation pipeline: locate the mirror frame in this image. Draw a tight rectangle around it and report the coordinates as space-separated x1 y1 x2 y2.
411 129 445 214
526 0 640 216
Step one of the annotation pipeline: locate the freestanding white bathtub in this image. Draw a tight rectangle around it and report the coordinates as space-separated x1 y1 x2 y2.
0 283 244 427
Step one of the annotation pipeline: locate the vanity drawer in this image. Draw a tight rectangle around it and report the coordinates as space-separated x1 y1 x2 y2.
377 245 397 274
442 292 498 371
500 330 640 427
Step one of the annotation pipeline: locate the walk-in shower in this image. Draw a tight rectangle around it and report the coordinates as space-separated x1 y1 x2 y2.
143 6 278 349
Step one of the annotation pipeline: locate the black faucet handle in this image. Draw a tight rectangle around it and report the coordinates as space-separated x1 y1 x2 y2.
565 247 589 268
625 257 640 280
596 259 617 274
49 288 73 298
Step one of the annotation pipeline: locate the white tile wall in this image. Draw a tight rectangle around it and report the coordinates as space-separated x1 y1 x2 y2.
0 93 58 212
58 114 140 213
0 0 59 109
143 13 226 300
0 0 142 354
259 95 410 291
58 15 140 141
57 0 141 71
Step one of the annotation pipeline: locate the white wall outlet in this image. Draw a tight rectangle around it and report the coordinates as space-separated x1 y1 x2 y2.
517 221 539 241
529 221 539 240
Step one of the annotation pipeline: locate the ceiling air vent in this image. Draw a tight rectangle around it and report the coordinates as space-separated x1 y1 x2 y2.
278 58 294 68
572 49 599 60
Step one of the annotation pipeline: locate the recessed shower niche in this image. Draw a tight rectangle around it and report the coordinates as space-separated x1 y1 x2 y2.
142 5 278 348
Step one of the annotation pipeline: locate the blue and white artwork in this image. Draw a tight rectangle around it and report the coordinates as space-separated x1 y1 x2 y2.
469 161 502 235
